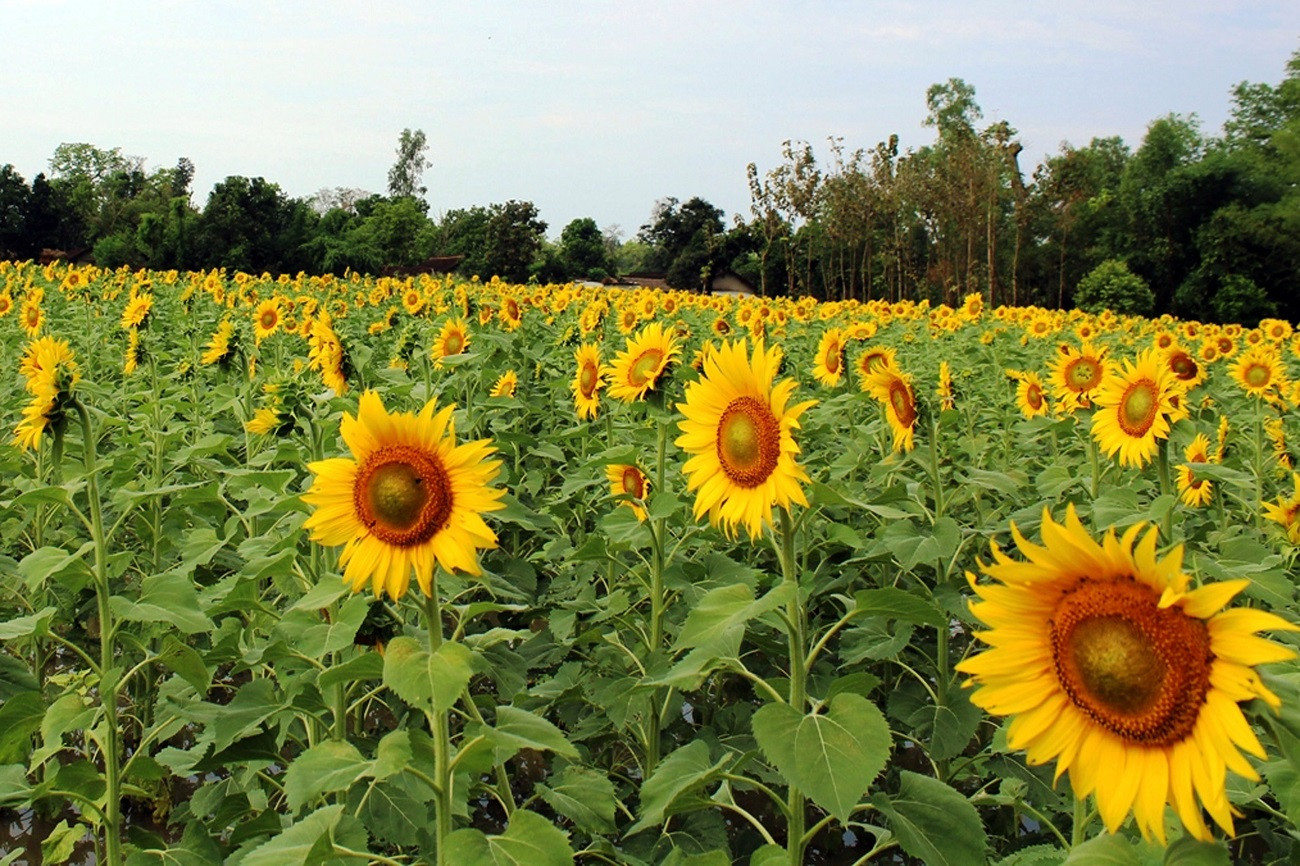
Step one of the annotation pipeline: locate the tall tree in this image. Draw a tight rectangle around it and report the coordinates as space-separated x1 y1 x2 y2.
483 200 547 283
387 128 431 202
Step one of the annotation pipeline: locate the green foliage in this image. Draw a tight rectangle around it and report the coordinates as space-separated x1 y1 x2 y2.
1074 258 1155 316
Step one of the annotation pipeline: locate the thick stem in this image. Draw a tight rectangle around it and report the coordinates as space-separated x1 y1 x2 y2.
644 417 670 776
422 586 452 866
1156 438 1173 541
777 508 807 865
77 400 122 866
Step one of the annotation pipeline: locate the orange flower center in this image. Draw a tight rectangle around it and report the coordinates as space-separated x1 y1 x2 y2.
1168 352 1198 381
628 348 665 388
579 361 599 398
1118 379 1159 437
354 445 452 547
1065 357 1101 392
716 396 780 488
824 340 841 374
621 467 646 499
1026 383 1043 410
888 379 917 428
1051 579 1210 745
260 310 277 329
1245 362 1271 389
444 331 464 355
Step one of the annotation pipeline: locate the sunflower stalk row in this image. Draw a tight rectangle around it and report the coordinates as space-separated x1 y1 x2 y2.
2 260 1300 865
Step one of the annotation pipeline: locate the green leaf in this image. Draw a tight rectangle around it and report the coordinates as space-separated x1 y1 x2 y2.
873 771 987 866
283 739 371 812
748 845 786 866
1061 833 1140 865
370 730 413 781
239 804 365 866
995 845 1066 866
18 544 94 592
0 763 32 806
0 606 57 640
318 651 384 690
209 678 283 753
631 740 730 834
1162 837 1230 866
156 636 212 694
110 571 212 634
0 691 45 763
41 819 88 865
491 705 579 759
444 809 573 866
853 587 946 628
356 773 431 847
752 693 891 824
674 582 794 654
382 637 476 713
536 765 617 835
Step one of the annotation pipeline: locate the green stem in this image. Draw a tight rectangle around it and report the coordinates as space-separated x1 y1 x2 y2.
927 414 944 520
1086 422 1101 501
1254 397 1266 529
1156 438 1173 541
777 508 807 865
644 417 670 777
1070 796 1092 847
422 587 452 866
76 400 122 866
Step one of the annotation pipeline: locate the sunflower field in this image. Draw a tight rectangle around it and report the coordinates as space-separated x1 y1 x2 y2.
3 259 1300 866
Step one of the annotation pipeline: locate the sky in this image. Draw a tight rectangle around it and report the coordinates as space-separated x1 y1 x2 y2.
4 1 1299 240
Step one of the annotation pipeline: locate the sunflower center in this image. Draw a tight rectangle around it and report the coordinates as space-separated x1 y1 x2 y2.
1245 363 1270 389
1050 579 1211 745
354 445 453 546
621 467 645 498
1118 380 1159 436
628 349 664 387
825 342 841 374
445 332 464 354
579 362 599 398
888 380 917 427
1027 383 1043 410
1169 353 1198 381
716 396 780 487
1066 358 1100 391
261 311 277 329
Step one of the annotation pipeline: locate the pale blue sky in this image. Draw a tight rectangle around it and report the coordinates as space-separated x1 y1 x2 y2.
4 1 1298 239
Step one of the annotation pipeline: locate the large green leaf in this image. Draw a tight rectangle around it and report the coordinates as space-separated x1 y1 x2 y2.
751 693 891 824
631 740 731 834
110 571 212 634
0 691 44 763
873 771 987 866
382 636 476 713
0 606 57 640
283 740 371 812
1060 833 1140 865
673 582 793 654
853 587 946 628
490 705 579 759
443 809 572 865
239 804 368 865
536 765 617 835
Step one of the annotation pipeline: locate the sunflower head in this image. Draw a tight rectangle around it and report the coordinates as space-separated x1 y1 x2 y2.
958 505 1298 843
675 338 816 540
302 391 505 599
606 463 650 521
1090 349 1182 468
605 322 682 403
571 343 604 420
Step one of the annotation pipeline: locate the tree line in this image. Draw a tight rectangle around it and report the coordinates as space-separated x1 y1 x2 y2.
1 50 1298 322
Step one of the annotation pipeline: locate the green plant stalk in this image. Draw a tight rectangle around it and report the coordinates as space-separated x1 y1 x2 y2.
1070 796 1092 847
1156 438 1173 541
422 586 453 866
644 416 671 777
1254 397 1265 529
1085 423 1101 501
76 399 122 866
927 414 945 520
777 508 807 865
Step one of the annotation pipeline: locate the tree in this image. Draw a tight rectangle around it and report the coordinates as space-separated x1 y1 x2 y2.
638 196 725 289
195 176 316 273
387 128 431 202
559 217 610 279
483 200 547 283
1073 259 1154 316
0 165 29 258
350 197 436 268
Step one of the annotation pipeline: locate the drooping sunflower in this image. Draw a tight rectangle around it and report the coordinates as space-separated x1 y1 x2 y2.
123 329 141 375
957 505 1298 843
490 370 518 398
302 390 505 599
853 345 897 388
865 362 919 453
1090 349 1181 469
812 328 845 387
1176 433 1215 507
675 338 816 540
307 310 349 395
606 463 650 522
13 337 79 452
605 322 681 403
1230 345 1286 398
432 318 471 363
202 319 237 366
571 343 603 420
1263 472 1300 543
937 360 955 411
1048 341 1108 411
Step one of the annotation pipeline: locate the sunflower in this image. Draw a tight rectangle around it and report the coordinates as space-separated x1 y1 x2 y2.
1162 344 1206 390
616 305 639 335
675 338 816 540
1230 345 1285 398
1090 349 1181 468
865 362 919 453
123 329 140 375
812 328 845 387
0 291 12 317
21 294 42 336
571 343 603 420
253 298 281 343
1263 473 1300 543
120 292 153 330
308 310 349 395
711 316 732 338
1014 371 1050 419
605 322 681 403
432 318 471 363
13 337 79 452
302 390 505 599
402 288 425 316
490 370 518 398
499 296 523 332
245 406 283 435
853 345 897 388
606 463 650 522
1048 342 1108 411
202 320 236 366
957 505 1298 843
1176 433 1215 507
